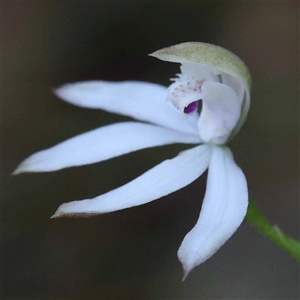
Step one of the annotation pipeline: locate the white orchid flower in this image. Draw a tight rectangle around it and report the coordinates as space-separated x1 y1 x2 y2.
14 42 251 279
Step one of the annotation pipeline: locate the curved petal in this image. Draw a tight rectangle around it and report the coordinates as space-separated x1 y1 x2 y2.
13 122 201 174
177 146 248 280
51 145 212 218
55 81 199 135
198 82 242 145
220 73 244 101
221 74 250 141
228 89 250 142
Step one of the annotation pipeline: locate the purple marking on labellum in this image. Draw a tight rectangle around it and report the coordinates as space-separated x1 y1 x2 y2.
184 101 199 114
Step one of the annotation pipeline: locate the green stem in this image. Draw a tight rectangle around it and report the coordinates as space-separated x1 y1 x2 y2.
246 198 300 262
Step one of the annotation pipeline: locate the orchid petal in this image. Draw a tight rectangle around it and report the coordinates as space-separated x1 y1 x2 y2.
55 81 199 135
198 82 242 144
51 145 212 218
13 122 201 174
178 146 248 280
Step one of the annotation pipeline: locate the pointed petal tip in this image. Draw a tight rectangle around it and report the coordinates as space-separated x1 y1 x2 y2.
50 210 76 219
50 212 60 219
54 83 75 101
50 202 105 218
12 163 47 175
148 50 169 61
52 86 58 94
148 51 157 58
148 49 172 62
50 206 63 219
50 209 70 219
53 85 66 99
12 168 22 175
12 163 31 175
179 256 195 282
53 88 60 99
181 268 190 282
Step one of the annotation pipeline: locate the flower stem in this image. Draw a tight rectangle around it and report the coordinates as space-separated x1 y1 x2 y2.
246 198 300 262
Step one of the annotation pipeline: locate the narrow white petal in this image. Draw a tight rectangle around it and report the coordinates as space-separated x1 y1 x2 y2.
51 145 212 218
178 146 248 280
198 82 242 144
55 81 199 135
13 122 201 174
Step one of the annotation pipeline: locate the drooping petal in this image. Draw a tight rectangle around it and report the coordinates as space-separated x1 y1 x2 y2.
13 122 201 174
197 82 242 144
51 145 212 218
55 81 199 135
177 146 248 280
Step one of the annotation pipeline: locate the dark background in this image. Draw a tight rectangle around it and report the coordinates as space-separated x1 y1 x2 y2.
2 1 299 299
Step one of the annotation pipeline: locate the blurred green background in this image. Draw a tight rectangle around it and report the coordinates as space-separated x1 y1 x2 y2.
3 2 299 299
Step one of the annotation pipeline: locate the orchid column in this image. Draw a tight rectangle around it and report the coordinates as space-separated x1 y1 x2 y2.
14 42 251 279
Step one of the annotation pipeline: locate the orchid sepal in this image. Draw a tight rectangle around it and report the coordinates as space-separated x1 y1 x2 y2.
149 42 251 91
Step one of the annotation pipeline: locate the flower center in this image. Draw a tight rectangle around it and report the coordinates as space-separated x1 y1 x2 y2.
166 63 243 145
167 75 205 113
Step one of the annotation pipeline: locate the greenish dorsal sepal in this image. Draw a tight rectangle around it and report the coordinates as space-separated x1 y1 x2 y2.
149 42 251 92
